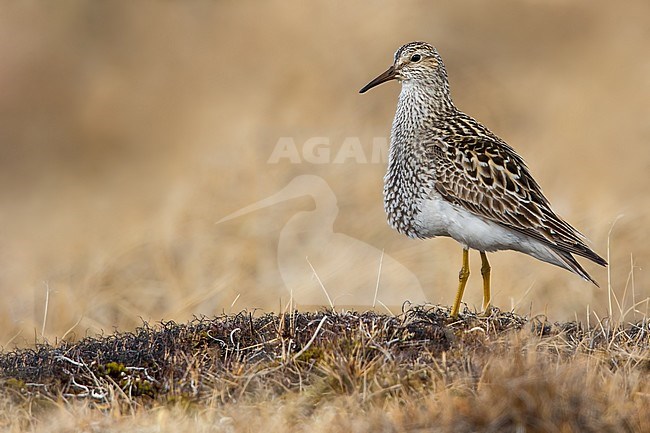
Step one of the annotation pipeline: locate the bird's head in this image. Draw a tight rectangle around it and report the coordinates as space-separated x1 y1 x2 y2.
359 42 446 93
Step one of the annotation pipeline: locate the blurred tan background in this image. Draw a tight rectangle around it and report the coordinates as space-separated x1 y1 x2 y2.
1 1 649 344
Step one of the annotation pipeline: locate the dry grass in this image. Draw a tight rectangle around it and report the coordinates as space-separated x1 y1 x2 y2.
0 1 649 344
1 1 649 431
1 306 649 432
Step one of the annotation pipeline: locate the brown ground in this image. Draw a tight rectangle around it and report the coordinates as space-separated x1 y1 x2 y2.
2 307 649 432
0 1 649 430
1 1 649 341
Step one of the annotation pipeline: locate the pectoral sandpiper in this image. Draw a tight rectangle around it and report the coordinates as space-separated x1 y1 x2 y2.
360 41 607 317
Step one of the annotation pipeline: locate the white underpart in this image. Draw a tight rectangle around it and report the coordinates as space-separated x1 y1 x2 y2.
415 193 568 270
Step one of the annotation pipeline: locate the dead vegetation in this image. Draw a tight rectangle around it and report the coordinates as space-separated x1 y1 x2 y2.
1 2 648 432
1 305 649 432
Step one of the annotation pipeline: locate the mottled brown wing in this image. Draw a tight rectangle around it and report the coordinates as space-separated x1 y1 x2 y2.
427 135 606 266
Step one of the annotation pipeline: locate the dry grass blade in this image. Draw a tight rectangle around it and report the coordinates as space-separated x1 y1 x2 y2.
0 306 648 432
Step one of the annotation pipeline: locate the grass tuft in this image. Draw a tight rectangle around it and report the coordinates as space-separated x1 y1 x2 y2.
1 305 649 432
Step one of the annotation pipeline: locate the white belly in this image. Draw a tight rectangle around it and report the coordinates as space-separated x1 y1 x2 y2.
414 194 563 269
415 195 511 249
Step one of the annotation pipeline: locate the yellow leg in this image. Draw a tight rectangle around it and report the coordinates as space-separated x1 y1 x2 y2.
480 251 492 315
450 248 470 317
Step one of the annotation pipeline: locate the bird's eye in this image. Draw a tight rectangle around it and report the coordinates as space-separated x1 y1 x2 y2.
410 54 422 62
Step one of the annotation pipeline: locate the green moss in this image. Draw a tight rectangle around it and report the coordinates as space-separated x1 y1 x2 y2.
100 362 127 379
131 379 155 398
3 378 25 390
296 346 325 363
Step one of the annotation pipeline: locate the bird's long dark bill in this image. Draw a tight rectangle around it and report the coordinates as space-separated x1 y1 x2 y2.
359 66 397 93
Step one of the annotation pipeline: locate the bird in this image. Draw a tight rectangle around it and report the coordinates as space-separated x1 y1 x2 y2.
359 41 607 317
217 175 426 308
